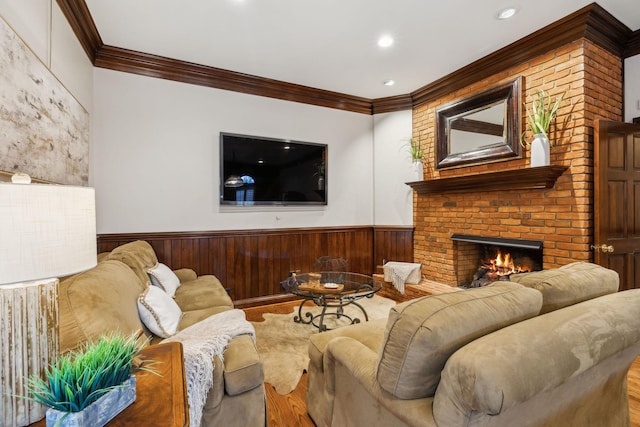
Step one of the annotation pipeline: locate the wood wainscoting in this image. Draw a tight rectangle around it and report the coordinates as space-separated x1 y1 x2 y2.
98 225 413 307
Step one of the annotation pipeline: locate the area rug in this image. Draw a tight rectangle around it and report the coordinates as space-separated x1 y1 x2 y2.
251 295 396 395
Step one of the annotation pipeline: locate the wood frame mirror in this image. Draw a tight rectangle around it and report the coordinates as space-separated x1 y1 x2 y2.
435 77 522 169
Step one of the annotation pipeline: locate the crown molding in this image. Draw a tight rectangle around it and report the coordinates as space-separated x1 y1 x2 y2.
583 3 633 56
55 0 102 63
371 95 414 114
58 1 633 115
625 30 640 57
411 3 632 107
93 45 373 114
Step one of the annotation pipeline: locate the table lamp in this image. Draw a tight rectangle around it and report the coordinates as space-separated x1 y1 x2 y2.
0 174 97 427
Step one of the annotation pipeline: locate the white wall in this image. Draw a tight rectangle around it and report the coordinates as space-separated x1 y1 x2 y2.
0 1 93 113
1 1 413 234
625 55 640 122
92 68 406 233
373 111 414 225
50 6 93 112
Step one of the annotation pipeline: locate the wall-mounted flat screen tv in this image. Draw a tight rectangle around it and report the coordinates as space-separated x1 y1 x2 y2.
220 132 327 206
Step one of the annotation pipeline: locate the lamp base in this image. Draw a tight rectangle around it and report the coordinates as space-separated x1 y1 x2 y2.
0 278 59 427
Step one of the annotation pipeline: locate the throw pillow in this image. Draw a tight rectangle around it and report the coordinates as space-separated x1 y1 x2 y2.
137 286 182 338
147 263 180 297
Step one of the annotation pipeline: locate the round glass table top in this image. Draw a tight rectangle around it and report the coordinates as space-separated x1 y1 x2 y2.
281 271 381 298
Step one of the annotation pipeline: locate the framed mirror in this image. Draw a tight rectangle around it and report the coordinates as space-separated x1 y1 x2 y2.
435 77 522 169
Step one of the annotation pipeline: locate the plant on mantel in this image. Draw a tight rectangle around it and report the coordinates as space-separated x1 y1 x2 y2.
407 136 423 163
405 134 425 181
521 89 565 167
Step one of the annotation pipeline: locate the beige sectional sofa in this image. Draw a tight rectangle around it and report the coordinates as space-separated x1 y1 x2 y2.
58 240 265 427
307 262 640 427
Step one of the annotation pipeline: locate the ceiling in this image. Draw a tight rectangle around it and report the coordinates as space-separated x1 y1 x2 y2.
84 0 640 100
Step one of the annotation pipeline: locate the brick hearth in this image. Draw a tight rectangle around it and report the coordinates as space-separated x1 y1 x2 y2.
412 39 623 286
374 274 461 302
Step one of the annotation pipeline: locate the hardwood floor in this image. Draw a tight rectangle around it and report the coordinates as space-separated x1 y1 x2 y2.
263 373 314 427
245 301 640 427
244 301 315 427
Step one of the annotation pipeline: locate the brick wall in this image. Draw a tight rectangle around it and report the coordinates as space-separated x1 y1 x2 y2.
413 39 622 286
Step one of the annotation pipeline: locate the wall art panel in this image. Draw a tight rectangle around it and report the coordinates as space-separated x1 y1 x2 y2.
0 17 89 185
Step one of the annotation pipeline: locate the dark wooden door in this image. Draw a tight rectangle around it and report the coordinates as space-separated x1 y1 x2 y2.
594 120 640 290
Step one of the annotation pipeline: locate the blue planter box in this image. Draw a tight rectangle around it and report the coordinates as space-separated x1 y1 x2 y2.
45 376 136 427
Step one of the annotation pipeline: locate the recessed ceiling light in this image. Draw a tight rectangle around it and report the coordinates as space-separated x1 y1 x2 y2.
377 35 394 48
383 80 395 86
497 7 517 20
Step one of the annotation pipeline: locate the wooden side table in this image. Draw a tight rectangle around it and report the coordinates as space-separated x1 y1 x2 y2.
28 342 189 427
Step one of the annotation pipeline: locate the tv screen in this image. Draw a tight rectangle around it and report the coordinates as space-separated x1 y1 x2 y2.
220 133 327 206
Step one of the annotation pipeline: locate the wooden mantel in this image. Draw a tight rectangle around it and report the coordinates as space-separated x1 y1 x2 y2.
406 165 567 194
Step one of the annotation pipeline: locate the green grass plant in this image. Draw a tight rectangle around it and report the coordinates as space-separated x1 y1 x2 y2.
25 333 154 412
407 137 423 161
522 89 565 145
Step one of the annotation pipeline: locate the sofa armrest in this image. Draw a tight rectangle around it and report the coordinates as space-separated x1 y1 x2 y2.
309 318 387 373
324 336 378 394
205 335 264 411
223 335 263 396
173 268 197 283
433 290 640 426
325 337 435 427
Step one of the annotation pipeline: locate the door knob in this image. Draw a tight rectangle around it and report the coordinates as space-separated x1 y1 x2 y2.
591 244 614 253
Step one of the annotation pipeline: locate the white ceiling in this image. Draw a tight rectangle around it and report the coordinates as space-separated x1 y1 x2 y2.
85 0 640 99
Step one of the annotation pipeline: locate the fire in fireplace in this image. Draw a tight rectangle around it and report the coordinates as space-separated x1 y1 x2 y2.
471 247 538 287
451 234 543 288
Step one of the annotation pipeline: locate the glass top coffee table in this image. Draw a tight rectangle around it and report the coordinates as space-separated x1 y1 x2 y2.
281 272 382 332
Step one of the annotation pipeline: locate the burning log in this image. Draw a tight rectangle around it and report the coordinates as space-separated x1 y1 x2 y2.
464 249 533 288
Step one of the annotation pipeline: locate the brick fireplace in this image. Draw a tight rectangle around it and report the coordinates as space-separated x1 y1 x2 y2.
411 39 623 287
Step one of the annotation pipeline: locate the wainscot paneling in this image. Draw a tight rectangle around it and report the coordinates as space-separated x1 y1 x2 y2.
97 226 413 307
373 226 415 268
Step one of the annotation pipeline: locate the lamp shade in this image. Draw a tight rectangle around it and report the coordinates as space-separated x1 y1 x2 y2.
0 183 97 285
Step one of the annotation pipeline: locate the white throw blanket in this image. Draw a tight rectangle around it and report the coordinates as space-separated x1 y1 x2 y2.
162 309 255 427
383 262 422 294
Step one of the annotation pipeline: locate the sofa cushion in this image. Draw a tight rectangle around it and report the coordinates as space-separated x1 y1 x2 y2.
174 276 233 311
58 260 145 353
376 281 542 400
106 240 158 285
137 286 183 338
148 262 181 297
178 306 232 330
509 262 619 313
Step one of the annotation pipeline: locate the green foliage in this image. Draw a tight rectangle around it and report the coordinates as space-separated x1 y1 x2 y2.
522 89 565 145
407 137 423 161
25 333 153 412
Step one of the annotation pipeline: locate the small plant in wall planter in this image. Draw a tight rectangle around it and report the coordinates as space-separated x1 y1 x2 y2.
24 333 155 427
521 89 565 167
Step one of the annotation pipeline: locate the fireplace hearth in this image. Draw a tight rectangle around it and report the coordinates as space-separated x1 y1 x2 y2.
451 234 543 288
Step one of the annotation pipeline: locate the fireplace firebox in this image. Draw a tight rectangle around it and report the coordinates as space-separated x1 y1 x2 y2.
450 234 543 287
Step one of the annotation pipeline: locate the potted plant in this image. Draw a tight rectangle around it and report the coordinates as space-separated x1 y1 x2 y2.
521 89 565 167
24 333 154 427
406 137 424 179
